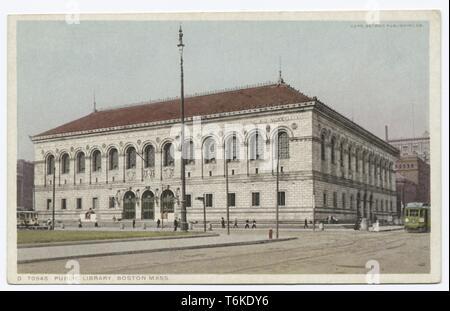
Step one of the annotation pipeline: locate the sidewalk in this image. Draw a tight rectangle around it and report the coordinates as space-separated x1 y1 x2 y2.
18 232 297 264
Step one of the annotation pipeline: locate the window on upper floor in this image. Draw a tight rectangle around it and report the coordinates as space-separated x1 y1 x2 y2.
203 137 216 164
144 144 155 168
275 131 289 160
92 150 102 172
126 147 136 169
109 148 119 170
183 140 195 165
249 131 264 161
321 133 326 161
76 152 85 173
46 155 55 175
163 143 175 167
225 134 239 161
61 153 70 174
330 137 336 164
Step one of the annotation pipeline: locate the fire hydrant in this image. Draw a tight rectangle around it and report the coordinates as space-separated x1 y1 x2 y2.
268 228 273 240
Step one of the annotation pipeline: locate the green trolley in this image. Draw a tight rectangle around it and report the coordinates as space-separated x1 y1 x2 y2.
404 202 430 233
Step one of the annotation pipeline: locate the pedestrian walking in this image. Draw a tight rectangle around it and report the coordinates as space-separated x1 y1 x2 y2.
156 219 161 228
233 218 238 228
304 218 308 229
252 220 256 229
132 219 136 229
221 217 226 228
78 218 82 228
245 219 250 229
174 218 178 231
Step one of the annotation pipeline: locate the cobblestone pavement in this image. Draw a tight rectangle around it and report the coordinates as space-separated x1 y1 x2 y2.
18 230 429 275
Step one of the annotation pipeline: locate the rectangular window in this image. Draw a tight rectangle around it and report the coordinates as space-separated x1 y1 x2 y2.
277 191 286 206
47 199 52 210
205 193 213 207
185 194 192 208
61 198 67 210
92 197 98 209
76 198 82 210
323 192 327 207
342 193 346 209
333 192 337 208
252 192 260 207
228 193 236 207
109 196 115 208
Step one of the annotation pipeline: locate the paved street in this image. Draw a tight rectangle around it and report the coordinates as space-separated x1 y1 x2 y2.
18 230 429 275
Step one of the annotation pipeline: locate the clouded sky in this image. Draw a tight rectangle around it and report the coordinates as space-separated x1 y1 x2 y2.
17 19 429 160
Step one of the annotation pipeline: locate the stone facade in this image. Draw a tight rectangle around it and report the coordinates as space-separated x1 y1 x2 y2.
32 84 399 225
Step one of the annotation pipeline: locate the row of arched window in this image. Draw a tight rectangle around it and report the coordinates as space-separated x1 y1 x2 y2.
320 133 393 181
45 131 290 175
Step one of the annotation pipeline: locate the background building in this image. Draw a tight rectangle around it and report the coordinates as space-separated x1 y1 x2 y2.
31 82 399 225
395 155 430 205
387 130 430 164
17 159 34 211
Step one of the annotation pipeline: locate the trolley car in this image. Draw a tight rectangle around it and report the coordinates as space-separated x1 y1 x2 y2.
404 202 430 232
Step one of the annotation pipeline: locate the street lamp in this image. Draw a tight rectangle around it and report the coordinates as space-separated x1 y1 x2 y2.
178 25 188 232
195 195 207 232
52 161 56 230
275 131 280 239
224 145 230 235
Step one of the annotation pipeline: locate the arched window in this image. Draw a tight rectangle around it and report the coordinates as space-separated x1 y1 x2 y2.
330 137 336 164
348 146 352 170
126 147 136 169
321 133 326 161
249 131 264 160
183 140 195 164
340 143 344 167
203 137 216 164
109 148 119 170
61 153 70 174
163 143 174 167
225 134 239 161
276 131 289 159
46 155 55 175
76 152 85 173
144 145 155 168
92 150 102 172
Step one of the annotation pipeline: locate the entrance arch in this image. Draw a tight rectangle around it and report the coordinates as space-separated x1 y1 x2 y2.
141 190 155 220
161 189 175 219
123 191 136 219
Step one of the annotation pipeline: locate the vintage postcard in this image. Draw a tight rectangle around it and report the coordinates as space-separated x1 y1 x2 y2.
7 11 441 285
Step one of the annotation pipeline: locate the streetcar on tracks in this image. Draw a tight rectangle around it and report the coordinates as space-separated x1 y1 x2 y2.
404 202 430 232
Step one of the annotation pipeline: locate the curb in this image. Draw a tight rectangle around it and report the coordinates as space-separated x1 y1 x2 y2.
18 237 298 264
18 232 219 249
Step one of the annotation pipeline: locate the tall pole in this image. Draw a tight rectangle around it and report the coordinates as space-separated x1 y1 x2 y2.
52 162 56 230
203 195 207 232
225 156 230 235
178 25 188 231
276 132 280 239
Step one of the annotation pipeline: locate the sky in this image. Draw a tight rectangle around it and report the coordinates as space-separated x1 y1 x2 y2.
16 20 429 161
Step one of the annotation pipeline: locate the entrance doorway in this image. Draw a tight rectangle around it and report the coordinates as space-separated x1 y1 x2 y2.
141 190 155 220
161 189 175 220
123 191 136 219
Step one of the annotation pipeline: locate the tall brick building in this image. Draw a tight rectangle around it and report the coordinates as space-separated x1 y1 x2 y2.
31 82 399 225
395 155 430 206
17 159 34 211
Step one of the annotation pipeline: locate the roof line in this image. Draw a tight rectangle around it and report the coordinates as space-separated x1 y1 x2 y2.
97 81 277 112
